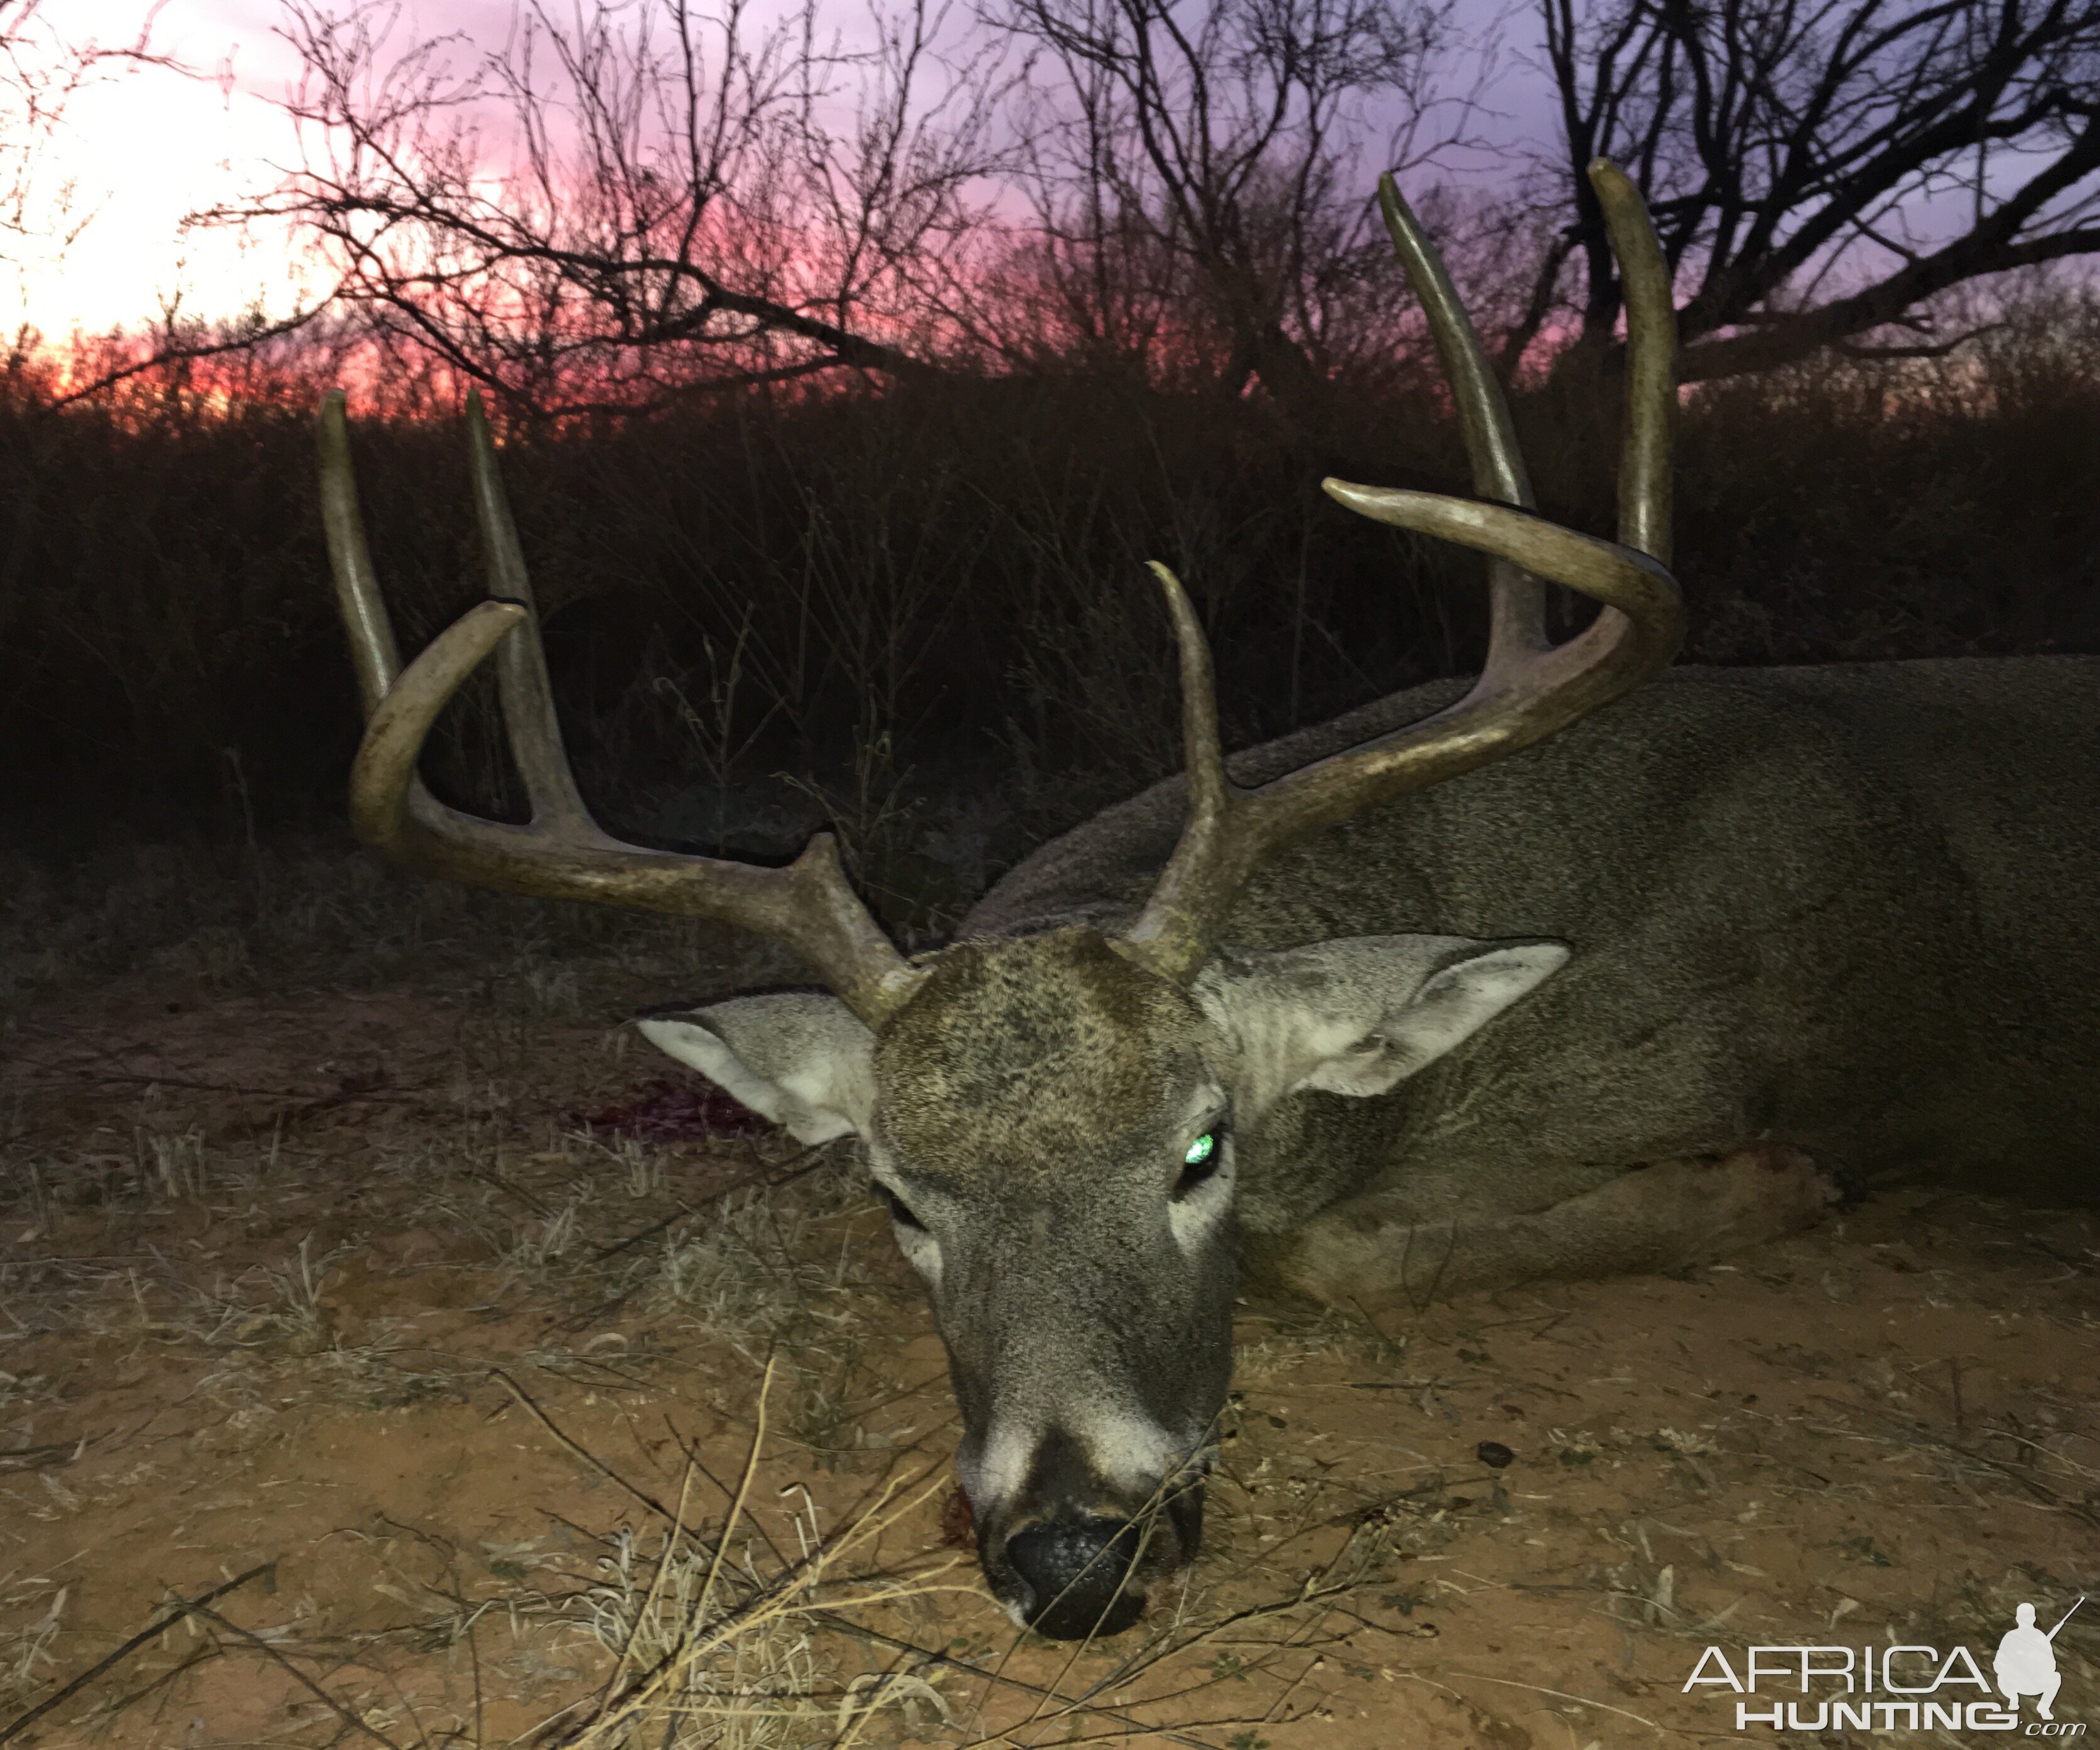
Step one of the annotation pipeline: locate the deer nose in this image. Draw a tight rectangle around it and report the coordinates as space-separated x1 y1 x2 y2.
1003 1516 1148 1639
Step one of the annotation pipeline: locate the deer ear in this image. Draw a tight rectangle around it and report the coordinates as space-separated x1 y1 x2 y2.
638 993 875 1144
1195 937 1570 1114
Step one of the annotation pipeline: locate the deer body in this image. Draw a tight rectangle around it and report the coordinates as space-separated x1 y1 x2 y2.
974 655 2100 1194
645 652 2096 1633
961 656 2100 1300
315 163 2097 1640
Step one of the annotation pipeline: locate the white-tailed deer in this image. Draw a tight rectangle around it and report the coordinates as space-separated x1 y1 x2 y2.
316 163 2100 1641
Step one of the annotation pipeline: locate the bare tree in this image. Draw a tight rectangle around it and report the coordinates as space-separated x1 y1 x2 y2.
214 0 1016 416
965 0 1473 413
1511 0 2100 382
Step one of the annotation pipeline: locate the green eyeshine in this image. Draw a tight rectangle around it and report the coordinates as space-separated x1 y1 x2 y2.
1183 1132 1216 1168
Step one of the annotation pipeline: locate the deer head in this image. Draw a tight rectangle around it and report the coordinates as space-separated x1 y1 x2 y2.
316 163 1683 1639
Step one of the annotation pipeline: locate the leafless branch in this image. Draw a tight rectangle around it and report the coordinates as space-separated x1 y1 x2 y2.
191 0 1020 416
969 0 1481 415
1519 0 2100 380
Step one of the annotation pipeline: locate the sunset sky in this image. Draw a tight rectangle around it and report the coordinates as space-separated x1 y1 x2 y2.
4 0 1545 338
5 1 473 334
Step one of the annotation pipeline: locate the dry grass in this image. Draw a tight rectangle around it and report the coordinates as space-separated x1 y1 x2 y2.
551 1372 972 1750
0 855 1548 1747
3 707 2099 1750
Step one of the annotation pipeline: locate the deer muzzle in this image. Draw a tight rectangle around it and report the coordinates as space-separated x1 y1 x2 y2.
972 1428 1209 1638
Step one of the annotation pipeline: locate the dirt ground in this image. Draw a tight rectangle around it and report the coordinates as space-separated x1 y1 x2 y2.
2 915 2096 1748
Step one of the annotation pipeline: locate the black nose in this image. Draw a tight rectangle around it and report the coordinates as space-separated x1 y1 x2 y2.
1003 1516 1147 1639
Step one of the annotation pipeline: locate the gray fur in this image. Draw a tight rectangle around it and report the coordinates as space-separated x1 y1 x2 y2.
643 653 2100 1634
968 657 2100 1218
640 997 874 1142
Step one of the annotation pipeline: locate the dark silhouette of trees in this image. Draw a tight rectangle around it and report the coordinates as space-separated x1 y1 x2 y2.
207 0 1477 419
38 0 2098 407
2 1 330 413
215 0 1016 416
961 0 1472 414
1514 0 2100 382
2 0 170 281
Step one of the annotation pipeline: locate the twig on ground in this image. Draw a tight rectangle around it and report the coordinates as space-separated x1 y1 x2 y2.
586 1143 826 1266
1444 1669 1672 1736
492 1368 681 1527
810 1616 1226 1750
90 1640 222 1725
181 1600 407 1749
589 1205 697 1264
0 1562 274 1746
0 1442 78 1473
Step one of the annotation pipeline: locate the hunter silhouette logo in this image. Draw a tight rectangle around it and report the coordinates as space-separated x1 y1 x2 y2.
1998 1600 2083 1722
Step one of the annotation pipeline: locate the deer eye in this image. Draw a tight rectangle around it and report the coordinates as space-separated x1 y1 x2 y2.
875 1181 925 1232
1173 1127 1225 1200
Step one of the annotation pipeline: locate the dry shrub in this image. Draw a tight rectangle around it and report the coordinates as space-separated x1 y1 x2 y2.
4 286 2095 932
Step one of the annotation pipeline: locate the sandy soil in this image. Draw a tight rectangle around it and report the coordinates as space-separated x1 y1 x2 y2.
2 954 2096 1748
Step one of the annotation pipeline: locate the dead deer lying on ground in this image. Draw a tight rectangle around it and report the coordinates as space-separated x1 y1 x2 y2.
316 163 2100 1641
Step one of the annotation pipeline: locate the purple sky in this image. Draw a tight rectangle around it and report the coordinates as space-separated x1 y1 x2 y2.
8 0 1564 335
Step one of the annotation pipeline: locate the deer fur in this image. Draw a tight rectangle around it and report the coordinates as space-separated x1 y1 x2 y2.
643 650 2100 1635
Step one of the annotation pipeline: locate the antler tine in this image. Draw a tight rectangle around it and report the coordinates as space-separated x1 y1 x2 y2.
1591 158 1674 564
463 392 596 834
316 390 404 715
1374 173 1548 680
316 394 926 1028
1146 560 1231 862
1117 160 1686 986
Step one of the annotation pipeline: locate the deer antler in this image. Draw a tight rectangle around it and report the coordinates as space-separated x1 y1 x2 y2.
1117 159 1686 985
315 390 927 1028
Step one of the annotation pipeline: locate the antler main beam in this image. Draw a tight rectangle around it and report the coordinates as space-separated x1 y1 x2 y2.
1116 159 1687 985
316 390 926 1028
